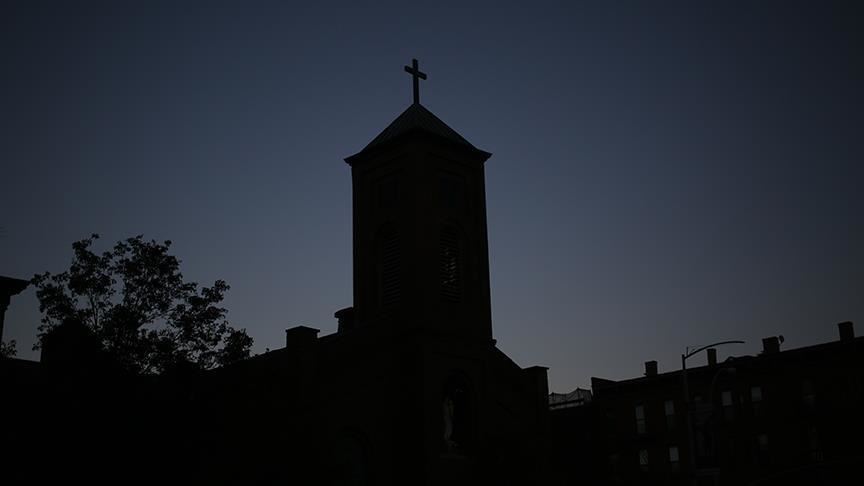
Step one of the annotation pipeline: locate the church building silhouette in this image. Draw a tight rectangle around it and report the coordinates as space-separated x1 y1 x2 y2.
195 59 550 485
1 59 550 486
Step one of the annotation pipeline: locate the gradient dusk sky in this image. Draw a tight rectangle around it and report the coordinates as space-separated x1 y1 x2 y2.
2 1 862 392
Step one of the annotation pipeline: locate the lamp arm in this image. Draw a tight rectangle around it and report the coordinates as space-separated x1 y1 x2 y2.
683 340 745 361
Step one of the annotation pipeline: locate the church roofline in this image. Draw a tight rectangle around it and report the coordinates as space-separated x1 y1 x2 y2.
344 130 492 167
344 103 491 166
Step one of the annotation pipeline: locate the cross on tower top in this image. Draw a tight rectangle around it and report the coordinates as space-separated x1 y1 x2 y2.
403 58 427 105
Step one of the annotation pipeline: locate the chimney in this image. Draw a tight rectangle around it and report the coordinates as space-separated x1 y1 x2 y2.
761 336 780 354
839 321 855 341
335 307 356 333
644 360 658 377
524 366 550 422
707 348 718 366
285 325 319 348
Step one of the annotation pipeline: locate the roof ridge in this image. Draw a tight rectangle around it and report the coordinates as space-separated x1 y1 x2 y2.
361 103 477 152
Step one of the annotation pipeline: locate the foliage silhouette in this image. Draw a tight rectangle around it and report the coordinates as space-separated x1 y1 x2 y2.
0 339 16 358
31 234 252 374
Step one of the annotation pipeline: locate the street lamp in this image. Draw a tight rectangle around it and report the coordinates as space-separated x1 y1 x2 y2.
681 340 744 486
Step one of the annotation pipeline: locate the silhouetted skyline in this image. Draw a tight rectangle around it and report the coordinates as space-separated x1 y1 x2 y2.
2 1 862 392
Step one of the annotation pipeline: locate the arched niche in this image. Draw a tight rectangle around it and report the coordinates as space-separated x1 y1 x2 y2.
441 372 474 455
330 428 372 486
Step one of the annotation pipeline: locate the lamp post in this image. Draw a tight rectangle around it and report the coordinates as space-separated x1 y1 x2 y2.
681 340 744 486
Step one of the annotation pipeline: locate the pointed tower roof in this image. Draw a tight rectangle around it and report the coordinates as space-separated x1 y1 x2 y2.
346 103 490 165
364 103 476 151
346 59 490 165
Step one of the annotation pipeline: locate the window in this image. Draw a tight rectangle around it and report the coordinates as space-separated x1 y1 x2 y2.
668 446 680 471
635 404 646 435
802 380 816 409
439 225 462 302
607 453 619 473
807 427 823 462
376 226 400 308
377 177 398 208
756 433 769 466
664 400 676 430
695 420 713 459
750 386 762 403
751 385 763 415
440 174 466 212
721 390 734 421
638 449 649 471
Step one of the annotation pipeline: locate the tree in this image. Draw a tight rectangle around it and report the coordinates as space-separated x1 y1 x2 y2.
0 339 16 358
32 234 253 374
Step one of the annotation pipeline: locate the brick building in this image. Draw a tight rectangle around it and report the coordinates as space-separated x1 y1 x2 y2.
549 322 864 485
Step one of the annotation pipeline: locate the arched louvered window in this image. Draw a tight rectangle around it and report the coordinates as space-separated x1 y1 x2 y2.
439 173 466 213
440 225 462 302
376 225 400 308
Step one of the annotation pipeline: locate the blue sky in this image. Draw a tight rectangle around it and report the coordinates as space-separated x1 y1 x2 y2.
2 1 862 392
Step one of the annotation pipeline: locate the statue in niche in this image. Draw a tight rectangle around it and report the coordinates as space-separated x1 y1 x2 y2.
443 394 457 451
442 378 469 453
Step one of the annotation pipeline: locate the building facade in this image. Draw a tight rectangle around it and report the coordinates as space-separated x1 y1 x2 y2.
549 322 864 485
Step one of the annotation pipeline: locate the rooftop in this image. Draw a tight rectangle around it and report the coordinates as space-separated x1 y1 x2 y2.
346 103 490 165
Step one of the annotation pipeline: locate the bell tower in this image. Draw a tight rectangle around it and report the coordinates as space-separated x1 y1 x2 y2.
344 59 493 343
